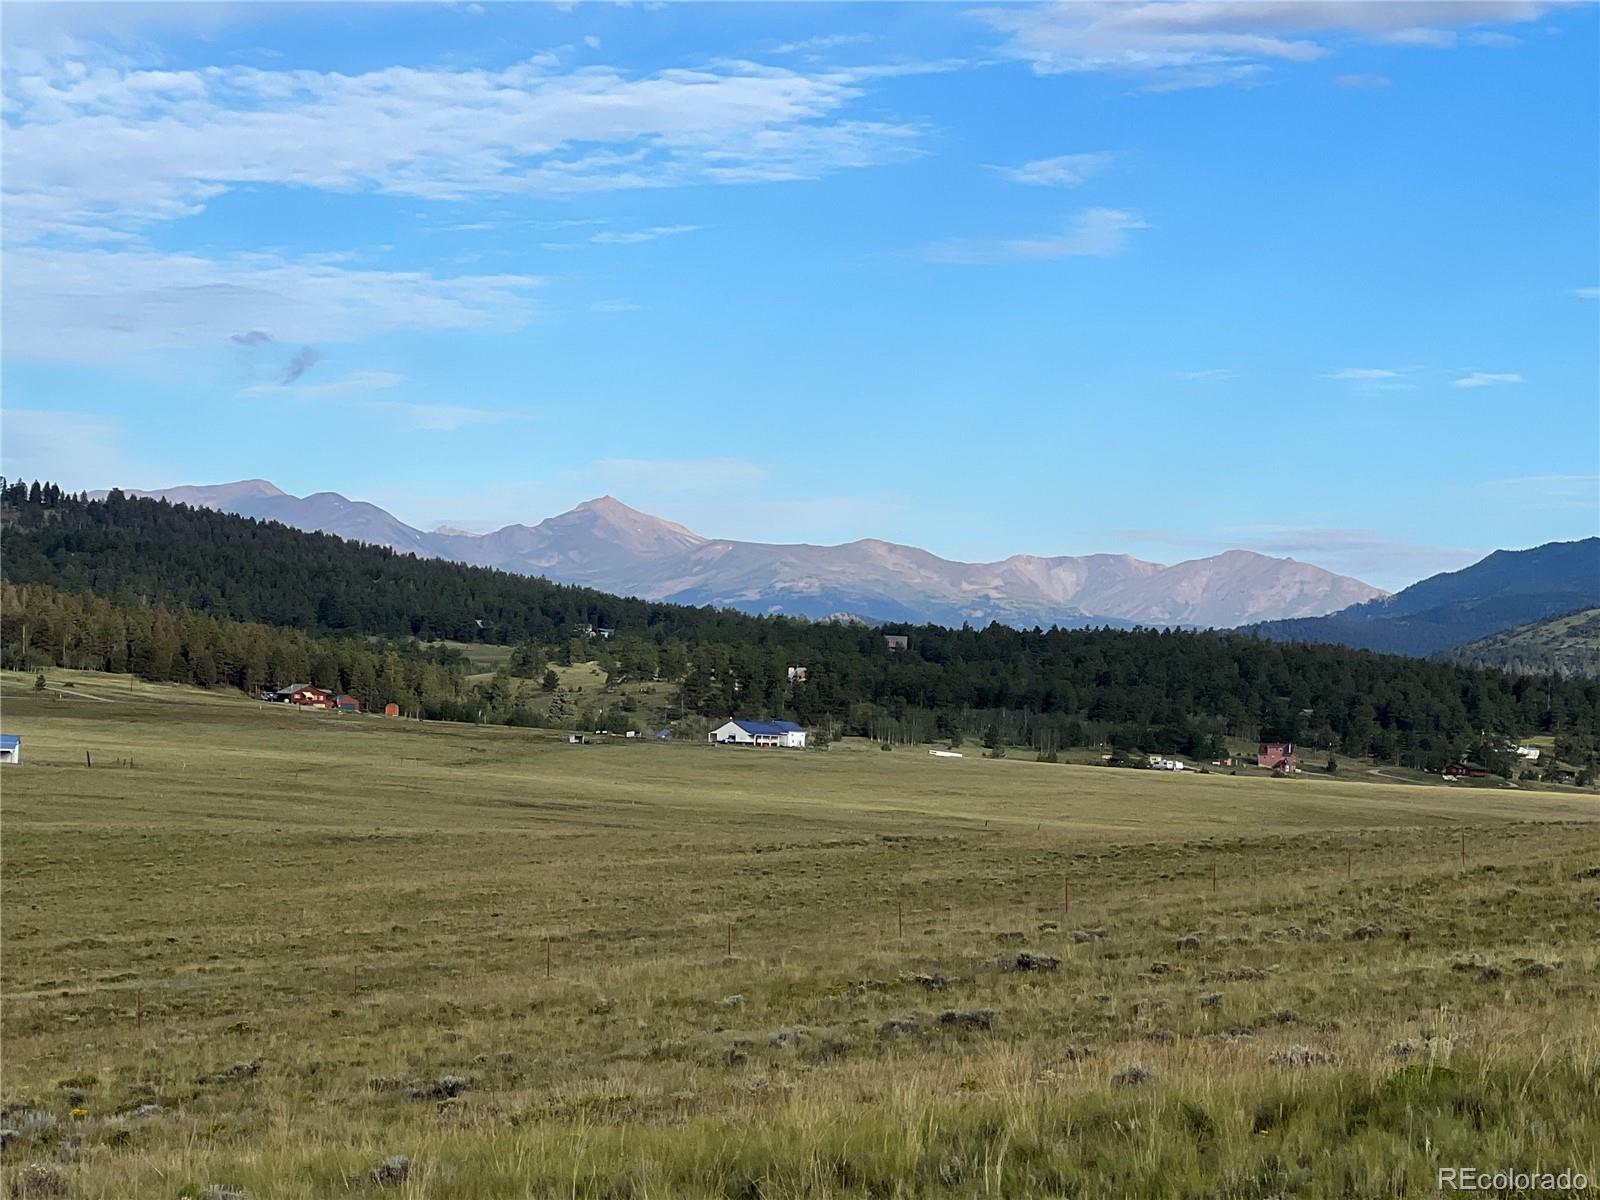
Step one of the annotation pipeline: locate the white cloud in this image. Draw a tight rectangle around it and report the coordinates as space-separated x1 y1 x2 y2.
770 33 878 56
991 151 1113 187
972 2 1549 85
1575 286 1600 300
0 245 542 361
590 300 642 313
589 224 702 245
1376 27 1459 47
1176 368 1234 381
1452 371 1524 388
1 53 924 244
1327 367 1399 380
1334 73 1392 87
925 207 1146 263
1466 31 1522 47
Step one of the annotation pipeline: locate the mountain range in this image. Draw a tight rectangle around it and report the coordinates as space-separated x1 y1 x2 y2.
97 480 1386 629
1250 538 1600 656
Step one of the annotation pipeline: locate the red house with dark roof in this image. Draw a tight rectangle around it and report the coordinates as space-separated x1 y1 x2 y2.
1258 742 1296 772
281 684 334 709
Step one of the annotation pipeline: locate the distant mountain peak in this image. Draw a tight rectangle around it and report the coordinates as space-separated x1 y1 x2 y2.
559 496 705 546
100 479 1388 629
226 478 286 498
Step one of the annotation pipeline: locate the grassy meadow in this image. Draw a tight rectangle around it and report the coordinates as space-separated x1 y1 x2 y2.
2 669 1599 1198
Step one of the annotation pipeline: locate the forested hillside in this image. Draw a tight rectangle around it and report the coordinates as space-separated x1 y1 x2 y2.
1444 608 1600 678
4 480 1596 772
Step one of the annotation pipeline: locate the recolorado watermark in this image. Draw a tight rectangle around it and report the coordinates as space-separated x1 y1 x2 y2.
1439 1167 1590 1192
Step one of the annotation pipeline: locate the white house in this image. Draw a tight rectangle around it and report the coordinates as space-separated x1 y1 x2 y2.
1148 756 1187 771
709 719 807 749
1515 745 1541 761
0 733 21 765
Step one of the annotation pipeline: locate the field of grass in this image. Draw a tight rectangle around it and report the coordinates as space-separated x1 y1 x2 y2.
3 669 1599 1198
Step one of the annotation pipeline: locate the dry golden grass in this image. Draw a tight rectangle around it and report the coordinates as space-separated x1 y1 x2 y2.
2 670 1598 1198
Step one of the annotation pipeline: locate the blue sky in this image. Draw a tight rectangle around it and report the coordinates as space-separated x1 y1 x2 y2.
2 0 1596 589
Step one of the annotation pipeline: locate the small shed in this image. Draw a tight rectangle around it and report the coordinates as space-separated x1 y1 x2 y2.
0 733 21 766
383 702 400 718
884 634 909 652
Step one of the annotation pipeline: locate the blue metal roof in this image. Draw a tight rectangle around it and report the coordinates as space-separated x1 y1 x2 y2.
0 734 20 750
730 719 804 735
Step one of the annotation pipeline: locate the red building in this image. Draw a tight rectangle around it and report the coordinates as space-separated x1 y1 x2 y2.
335 694 360 713
281 684 334 709
1258 742 1296 772
383 703 400 718
1445 762 1490 779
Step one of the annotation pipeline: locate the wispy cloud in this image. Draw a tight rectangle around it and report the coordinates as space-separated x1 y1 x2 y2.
990 152 1113 187
1575 286 1600 300
924 207 1146 264
590 300 641 313
1334 74 1392 88
241 370 521 431
0 245 542 361
1176 368 1234 381
770 33 878 56
1327 367 1399 380
589 224 702 246
971 2 1551 87
1452 371 1523 388
1 53 925 245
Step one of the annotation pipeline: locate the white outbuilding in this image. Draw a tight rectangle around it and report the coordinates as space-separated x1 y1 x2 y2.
0 733 21 766
709 719 807 749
